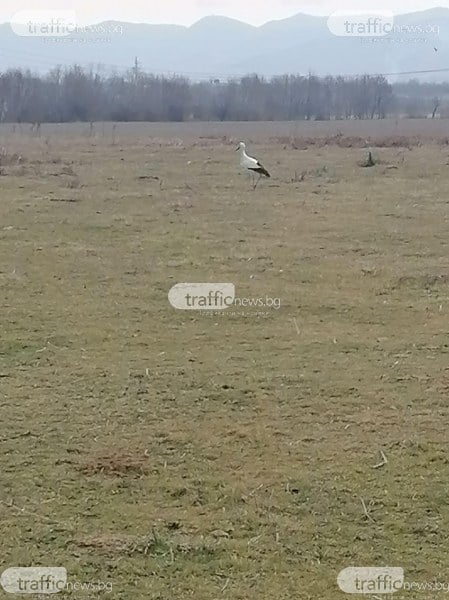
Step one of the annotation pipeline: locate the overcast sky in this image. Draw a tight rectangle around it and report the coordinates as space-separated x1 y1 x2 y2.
1 0 448 26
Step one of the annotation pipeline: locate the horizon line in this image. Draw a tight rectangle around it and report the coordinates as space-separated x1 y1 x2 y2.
0 6 448 29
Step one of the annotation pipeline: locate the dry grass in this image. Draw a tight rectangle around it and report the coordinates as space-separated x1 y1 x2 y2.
1 120 449 598
77 450 150 477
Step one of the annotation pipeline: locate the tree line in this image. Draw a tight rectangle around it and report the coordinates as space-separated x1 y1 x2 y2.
0 66 447 123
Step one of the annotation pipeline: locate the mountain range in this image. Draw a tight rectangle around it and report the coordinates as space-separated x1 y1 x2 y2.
0 8 448 81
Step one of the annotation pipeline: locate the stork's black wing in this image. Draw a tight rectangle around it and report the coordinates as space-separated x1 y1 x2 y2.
249 161 270 178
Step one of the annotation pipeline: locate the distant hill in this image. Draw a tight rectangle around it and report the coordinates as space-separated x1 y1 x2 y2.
0 8 447 80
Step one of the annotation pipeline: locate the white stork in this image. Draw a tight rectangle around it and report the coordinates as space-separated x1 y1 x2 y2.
236 141 271 189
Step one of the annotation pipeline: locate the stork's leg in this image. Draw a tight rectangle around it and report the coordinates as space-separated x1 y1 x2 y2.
253 174 262 190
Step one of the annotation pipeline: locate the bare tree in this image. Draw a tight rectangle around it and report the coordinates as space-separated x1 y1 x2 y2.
0 65 433 123
432 96 440 118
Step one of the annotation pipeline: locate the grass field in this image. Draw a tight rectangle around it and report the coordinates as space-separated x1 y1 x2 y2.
1 120 449 599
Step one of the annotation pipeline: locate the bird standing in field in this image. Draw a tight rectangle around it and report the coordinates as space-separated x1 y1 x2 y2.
236 141 271 189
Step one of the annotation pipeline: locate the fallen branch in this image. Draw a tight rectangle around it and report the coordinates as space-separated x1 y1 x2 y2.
49 197 80 203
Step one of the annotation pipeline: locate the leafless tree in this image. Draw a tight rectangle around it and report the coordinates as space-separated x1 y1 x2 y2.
2 65 445 123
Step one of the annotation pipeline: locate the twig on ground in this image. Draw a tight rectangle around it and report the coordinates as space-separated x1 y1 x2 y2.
372 450 388 469
360 497 375 522
0 500 57 523
293 317 300 335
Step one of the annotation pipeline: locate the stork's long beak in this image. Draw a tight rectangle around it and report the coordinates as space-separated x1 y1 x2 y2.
235 146 240 151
